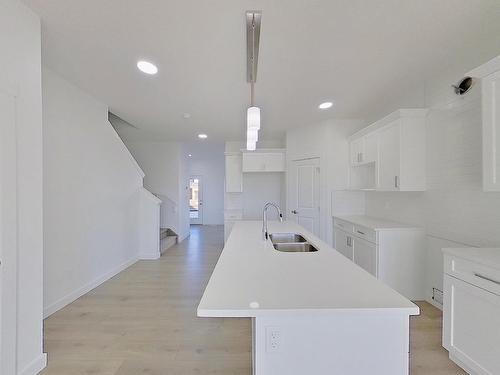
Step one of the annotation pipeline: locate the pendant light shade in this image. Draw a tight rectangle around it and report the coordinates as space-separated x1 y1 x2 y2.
247 128 259 142
246 139 256 151
247 106 261 130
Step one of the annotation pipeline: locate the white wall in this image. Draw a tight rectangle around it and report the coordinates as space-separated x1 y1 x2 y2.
224 141 286 221
286 120 365 244
187 142 225 225
43 67 146 317
138 188 162 259
0 1 45 373
126 141 190 240
364 55 500 305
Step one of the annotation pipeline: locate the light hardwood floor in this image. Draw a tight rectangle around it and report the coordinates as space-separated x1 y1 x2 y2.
41 225 466 375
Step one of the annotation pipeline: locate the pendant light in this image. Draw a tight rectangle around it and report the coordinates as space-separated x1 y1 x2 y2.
246 11 262 150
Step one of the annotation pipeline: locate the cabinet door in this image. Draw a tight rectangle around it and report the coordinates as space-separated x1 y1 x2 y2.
353 237 377 276
364 132 378 163
262 152 285 172
349 137 364 166
482 70 500 191
377 122 400 191
225 154 243 192
334 228 353 260
443 275 500 374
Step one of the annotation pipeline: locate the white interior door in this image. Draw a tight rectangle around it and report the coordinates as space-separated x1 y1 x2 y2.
189 176 203 225
0 89 18 375
289 158 320 236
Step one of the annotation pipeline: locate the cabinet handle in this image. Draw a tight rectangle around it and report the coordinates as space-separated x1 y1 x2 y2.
474 273 500 285
357 230 365 235
394 175 399 188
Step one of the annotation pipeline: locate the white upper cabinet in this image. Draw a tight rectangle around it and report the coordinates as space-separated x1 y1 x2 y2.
350 137 365 166
467 56 500 191
225 153 243 192
349 133 377 166
242 149 285 172
348 109 428 191
377 121 401 191
363 132 378 164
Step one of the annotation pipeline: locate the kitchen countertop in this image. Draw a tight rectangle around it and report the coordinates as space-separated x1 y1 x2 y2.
443 247 500 269
197 220 419 318
334 215 423 231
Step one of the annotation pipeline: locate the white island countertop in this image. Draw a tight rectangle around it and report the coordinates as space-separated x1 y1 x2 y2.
198 221 419 318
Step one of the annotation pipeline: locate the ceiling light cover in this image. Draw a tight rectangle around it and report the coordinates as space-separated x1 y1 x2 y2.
247 106 261 130
137 60 158 75
198 133 208 139
319 101 333 109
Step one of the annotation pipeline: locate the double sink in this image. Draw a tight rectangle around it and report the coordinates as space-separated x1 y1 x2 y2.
269 233 318 253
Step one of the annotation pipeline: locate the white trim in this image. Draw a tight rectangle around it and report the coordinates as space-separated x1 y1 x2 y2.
107 119 145 179
178 231 190 242
141 187 161 204
348 108 429 140
466 55 500 78
138 252 160 260
18 353 47 375
43 257 139 318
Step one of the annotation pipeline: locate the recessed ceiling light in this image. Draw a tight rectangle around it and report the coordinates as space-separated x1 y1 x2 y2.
188 154 192 157
198 134 208 139
183 113 191 119
318 101 333 109
137 60 158 75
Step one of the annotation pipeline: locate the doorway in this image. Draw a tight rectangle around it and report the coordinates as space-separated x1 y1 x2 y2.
288 158 320 236
189 176 203 225
0 88 18 374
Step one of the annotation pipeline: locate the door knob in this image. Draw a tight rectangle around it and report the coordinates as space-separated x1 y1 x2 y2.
291 210 298 214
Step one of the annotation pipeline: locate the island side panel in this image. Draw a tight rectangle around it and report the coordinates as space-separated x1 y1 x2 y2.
253 313 410 375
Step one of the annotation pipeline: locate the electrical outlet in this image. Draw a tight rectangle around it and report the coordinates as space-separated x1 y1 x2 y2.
266 326 281 352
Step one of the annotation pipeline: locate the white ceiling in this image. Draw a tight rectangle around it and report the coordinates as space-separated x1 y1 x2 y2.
23 0 500 141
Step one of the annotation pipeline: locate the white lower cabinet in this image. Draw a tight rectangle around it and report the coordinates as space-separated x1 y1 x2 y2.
352 236 377 276
334 216 425 300
334 227 353 260
443 250 500 375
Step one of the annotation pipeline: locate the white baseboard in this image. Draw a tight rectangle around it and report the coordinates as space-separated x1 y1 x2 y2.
43 257 139 318
18 353 47 375
138 252 160 260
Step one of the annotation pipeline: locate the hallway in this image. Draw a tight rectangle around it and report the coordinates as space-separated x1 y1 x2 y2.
41 225 463 375
41 225 252 374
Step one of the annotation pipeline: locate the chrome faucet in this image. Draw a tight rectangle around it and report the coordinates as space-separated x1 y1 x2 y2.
262 202 283 240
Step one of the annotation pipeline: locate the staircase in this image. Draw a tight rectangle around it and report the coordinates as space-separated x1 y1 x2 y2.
160 228 177 254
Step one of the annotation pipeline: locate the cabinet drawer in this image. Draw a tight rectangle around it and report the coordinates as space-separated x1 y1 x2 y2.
445 254 500 296
353 224 376 244
334 218 354 233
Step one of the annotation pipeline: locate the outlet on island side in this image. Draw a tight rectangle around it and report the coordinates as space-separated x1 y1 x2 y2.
266 326 281 353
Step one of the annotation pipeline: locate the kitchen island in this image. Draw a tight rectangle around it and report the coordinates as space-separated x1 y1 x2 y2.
198 221 419 375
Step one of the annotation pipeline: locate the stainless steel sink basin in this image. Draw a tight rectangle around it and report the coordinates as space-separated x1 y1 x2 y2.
269 233 307 244
273 242 318 253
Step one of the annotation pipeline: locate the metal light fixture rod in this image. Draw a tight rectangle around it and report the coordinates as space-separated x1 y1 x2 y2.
246 11 261 85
